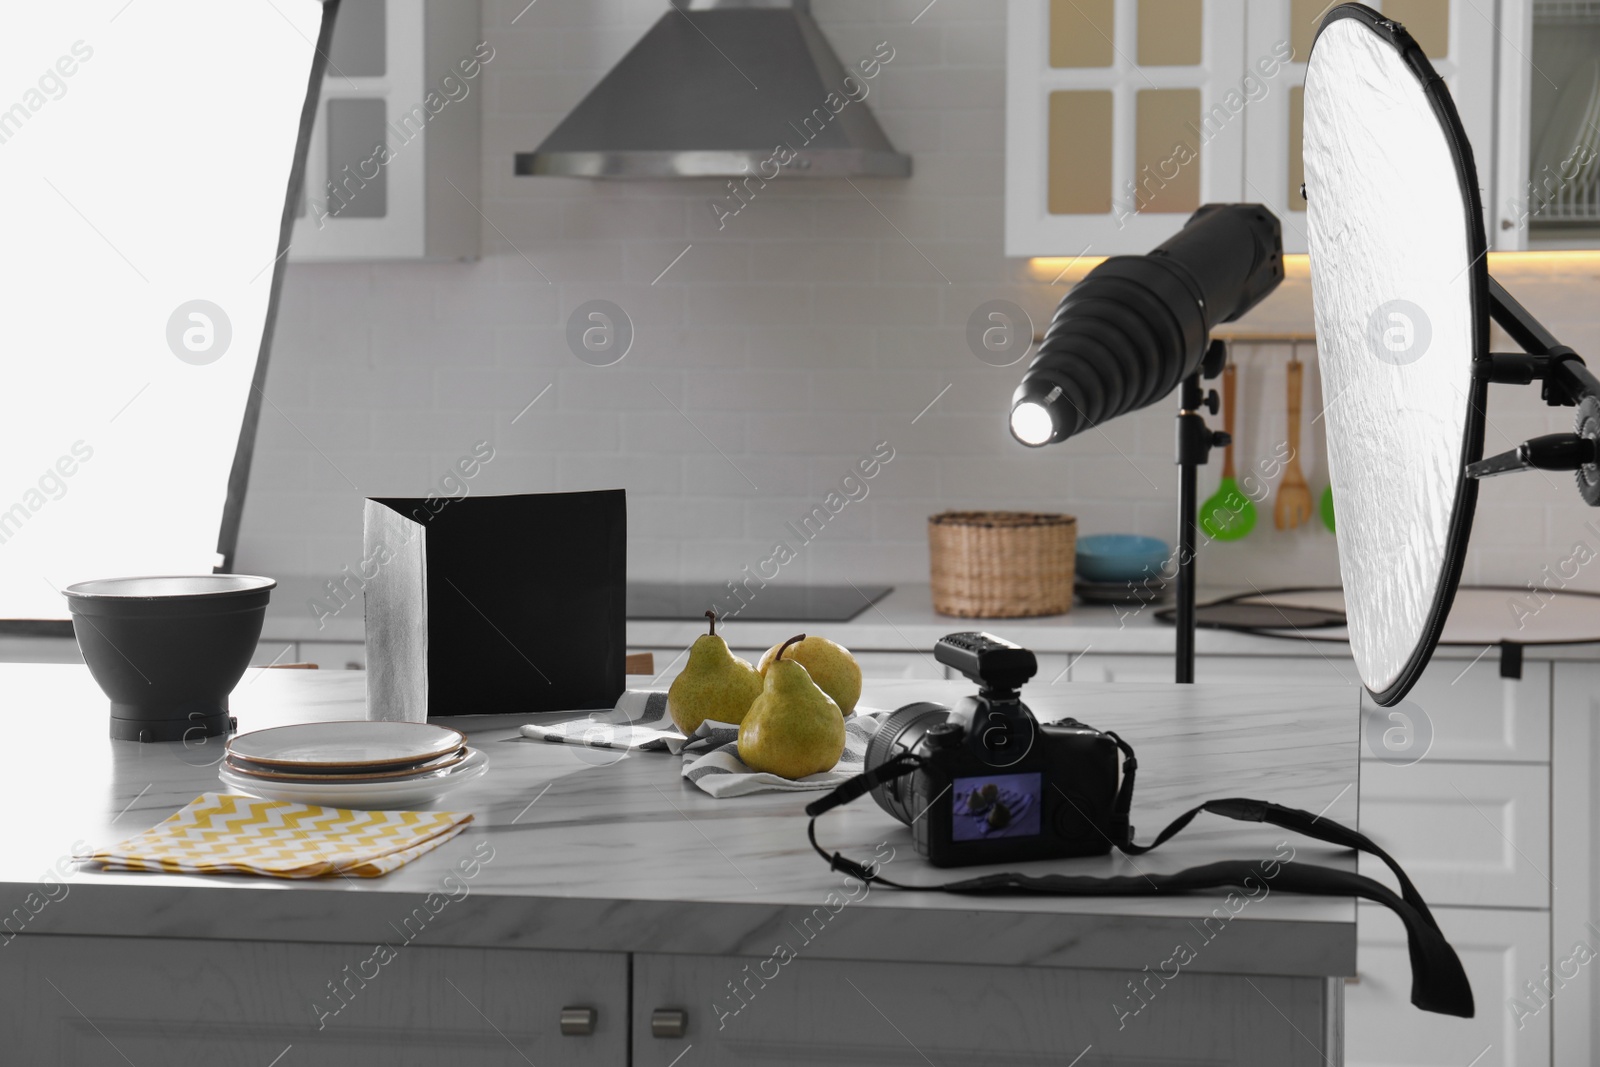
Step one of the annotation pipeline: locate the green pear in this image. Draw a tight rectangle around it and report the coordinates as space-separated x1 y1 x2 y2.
668 610 763 735
738 633 846 780
757 633 861 715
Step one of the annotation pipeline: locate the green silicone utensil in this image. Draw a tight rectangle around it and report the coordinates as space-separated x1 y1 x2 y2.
1199 363 1256 541
1320 485 1335 531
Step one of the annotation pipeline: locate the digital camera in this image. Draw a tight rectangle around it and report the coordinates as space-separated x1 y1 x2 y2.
864 632 1124 867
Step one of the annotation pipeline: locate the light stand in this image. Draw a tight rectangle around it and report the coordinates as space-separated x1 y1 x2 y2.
1007 205 1281 685
1467 278 1600 503
1172 340 1231 683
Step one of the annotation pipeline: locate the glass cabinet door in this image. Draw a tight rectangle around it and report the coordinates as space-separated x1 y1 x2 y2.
1006 0 1247 256
1244 0 1498 255
1496 0 1600 249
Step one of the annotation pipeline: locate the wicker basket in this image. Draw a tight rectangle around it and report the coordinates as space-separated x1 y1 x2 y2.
928 511 1076 618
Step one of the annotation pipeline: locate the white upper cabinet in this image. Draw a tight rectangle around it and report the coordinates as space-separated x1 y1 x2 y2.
1243 0 1498 255
289 0 482 262
1005 0 1247 257
1495 0 1600 249
1007 0 1500 257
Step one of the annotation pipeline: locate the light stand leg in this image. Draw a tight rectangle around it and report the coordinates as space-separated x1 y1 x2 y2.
1176 432 1198 683
1174 344 1228 684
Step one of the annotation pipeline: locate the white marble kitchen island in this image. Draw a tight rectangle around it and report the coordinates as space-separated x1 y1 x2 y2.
0 664 1363 1065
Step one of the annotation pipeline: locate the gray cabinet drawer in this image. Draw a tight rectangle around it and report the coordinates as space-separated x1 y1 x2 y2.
1359 761 1550 909
1365 657 1549 764
1071 652 1550 764
633 952 1336 1066
1 935 628 1067
1346 904 1548 1067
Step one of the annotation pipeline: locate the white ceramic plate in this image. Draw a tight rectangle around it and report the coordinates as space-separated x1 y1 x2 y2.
219 747 489 808
223 747 468 782
227 721 467 770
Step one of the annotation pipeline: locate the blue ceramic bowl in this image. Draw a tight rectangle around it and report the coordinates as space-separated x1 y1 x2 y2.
1076 534 1171 583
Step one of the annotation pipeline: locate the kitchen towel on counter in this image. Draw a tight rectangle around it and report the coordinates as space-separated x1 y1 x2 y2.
679 713 882 798
519 690 690 752
519 690 885 797
78 793 472 878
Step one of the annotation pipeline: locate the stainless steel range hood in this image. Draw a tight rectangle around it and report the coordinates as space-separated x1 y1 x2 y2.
515 0 911 180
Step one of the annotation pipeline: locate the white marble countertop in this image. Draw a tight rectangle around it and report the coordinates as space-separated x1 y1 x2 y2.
266 577 1600 661
266 576 1217 652
4 664 1360 978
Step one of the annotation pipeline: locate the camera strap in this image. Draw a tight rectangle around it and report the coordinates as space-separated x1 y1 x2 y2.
804 744 1473 1019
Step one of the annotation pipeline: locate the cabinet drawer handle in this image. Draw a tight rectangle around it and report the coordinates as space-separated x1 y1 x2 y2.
651 1008 687 1038
560 1006 597 1036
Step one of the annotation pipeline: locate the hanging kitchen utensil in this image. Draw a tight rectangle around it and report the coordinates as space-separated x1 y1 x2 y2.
1199 361 1255 540
1321 485 1336 531
1275 346 1315 529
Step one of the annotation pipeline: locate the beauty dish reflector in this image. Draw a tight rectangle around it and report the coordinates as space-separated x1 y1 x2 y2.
1303 4 1489 706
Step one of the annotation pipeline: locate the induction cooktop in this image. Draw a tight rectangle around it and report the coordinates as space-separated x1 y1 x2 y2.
626 583 893 623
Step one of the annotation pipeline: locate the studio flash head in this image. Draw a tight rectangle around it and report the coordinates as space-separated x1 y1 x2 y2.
1010 204 1283 447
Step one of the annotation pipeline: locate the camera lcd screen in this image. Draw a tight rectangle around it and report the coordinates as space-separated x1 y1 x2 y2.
952 772 1042 841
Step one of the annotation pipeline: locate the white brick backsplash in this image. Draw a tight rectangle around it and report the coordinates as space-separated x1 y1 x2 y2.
558 198 687 241
309 368 433 410
304 452 432 494
814 193 946 243
236 0 1600 595
558 452 682 497
508 238 618 281
369 322 497 368
253 408 371 454
747 242 880 285
683 371 812 413
623 241 747 286
369 409 498 453
558 282 684 327
235 535 309 578
941 21 1006 65
710 460 816 501
757 326 873 369
687 197 817 242
629 496 745 540
811 370 948 412
556 368 683 410
684 284 814 328
494 409 620 453
741 414 880 455
620 411 746 456
435 274 561 327
470 453 559 495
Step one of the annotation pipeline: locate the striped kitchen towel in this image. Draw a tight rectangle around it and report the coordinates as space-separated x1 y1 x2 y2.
680 711 884 798
520 690 886 797
79 793 472 878
519 690 691 753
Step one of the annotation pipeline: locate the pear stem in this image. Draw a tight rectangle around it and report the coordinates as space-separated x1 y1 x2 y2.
777 633 806 662
705 609 717 636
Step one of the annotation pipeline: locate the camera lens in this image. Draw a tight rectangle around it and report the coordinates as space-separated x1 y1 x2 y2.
865 701 951 825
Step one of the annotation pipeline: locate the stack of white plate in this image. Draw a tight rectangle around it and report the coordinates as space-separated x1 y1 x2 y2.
220 722 488 808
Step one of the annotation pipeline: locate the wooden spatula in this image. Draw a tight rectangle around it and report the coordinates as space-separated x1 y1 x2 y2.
1275 356 1314 529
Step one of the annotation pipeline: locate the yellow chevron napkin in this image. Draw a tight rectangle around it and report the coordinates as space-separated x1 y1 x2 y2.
81 793 473 879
